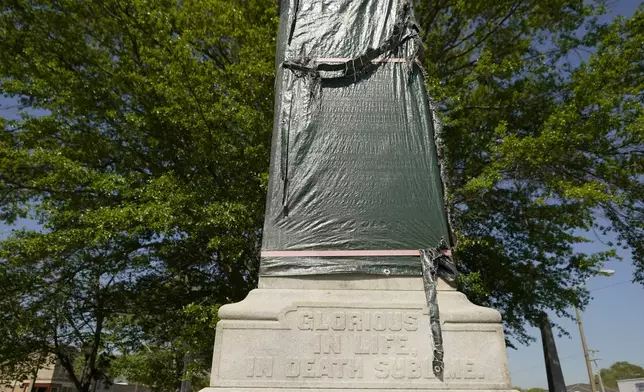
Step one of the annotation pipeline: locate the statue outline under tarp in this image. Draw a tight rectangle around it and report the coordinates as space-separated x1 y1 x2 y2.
258 0 459 379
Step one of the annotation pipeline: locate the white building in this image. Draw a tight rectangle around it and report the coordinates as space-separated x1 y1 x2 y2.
618 378 644 392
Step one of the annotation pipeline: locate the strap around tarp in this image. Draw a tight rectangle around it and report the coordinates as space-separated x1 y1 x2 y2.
420 247 458 381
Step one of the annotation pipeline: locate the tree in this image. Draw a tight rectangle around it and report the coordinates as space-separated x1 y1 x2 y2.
0 234 144 391
0 0 277 390
107 304 220 392
0 0 642 388
599 362 644 389
415 0 643 344
516 388 547 392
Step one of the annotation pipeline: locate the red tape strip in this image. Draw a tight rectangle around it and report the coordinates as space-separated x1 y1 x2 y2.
261 250 421 257
316 57 409 63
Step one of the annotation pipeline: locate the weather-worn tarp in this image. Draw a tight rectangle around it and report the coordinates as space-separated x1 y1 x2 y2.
259 0 454 277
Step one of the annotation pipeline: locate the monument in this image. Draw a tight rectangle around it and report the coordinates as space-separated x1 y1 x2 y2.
202 0 517 391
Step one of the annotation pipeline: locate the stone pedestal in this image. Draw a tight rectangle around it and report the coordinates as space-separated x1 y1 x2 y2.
202 275 516 392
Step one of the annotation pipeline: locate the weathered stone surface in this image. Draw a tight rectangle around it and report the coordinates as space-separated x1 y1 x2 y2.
202 275 516 392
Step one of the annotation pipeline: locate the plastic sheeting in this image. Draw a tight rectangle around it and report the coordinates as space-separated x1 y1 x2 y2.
259 0 458 377
260 0 455 276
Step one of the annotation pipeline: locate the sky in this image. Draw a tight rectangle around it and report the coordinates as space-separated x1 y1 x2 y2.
1 0 642 389
507 231 644 388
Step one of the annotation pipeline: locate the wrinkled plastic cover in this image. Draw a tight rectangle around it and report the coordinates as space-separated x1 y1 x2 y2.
260 0 451 276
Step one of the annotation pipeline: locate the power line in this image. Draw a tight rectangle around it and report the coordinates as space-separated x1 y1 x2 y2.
512 354 583 374
589 280 632 292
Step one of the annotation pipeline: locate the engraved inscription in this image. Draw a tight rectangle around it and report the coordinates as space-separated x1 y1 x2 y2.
353 334 412 355
285 357 363 379
375 359 485 380
246 357 273 378
313 334 341 354
243 309 485 381
297 311 418 331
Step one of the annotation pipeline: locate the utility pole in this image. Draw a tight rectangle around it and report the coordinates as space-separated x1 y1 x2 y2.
572 270 614 392
590 351 607 392
575 305 597 392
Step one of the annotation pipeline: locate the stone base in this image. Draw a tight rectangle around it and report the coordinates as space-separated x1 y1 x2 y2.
202 389 518 392
205 275 515 391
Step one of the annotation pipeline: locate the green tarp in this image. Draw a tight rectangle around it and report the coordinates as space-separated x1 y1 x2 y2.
259 0 453 277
